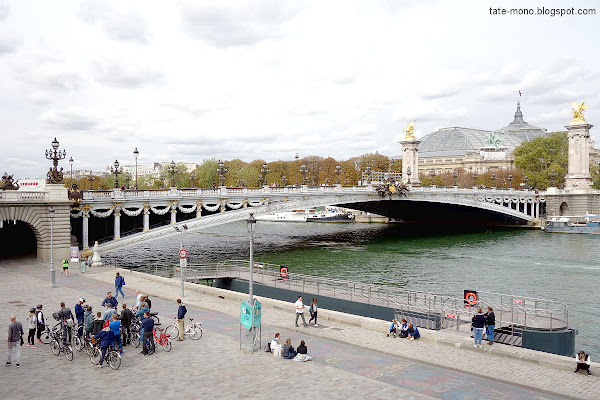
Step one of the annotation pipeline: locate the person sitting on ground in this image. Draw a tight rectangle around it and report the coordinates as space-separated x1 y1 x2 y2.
282 338 297 359
574 350 591 375
399 319 409 338
386 319 399 338
94 326 115 368
270 333 282 357
407 323 420 340
293 340 312 362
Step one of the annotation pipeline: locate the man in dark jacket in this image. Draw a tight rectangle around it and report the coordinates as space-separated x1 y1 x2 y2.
140 311 155 355
91 312 104 337
74 298 85 337
101 292 118 309
83 306 94 339
6 315 23 367
120 304 133 346
176 299 187 341
94 327 115 368
485 306 496 345
115 273 125 299
58 302 75 344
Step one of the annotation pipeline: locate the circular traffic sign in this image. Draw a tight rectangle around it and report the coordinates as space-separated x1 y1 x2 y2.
178 249 188 259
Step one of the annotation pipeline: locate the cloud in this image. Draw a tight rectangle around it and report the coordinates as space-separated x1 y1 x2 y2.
0 27 19 54
10 57 83 90
0 1 8 20
93 60 164 88
79 1 149 44
178 0 304 47
40 107 99 130
393 101 469 124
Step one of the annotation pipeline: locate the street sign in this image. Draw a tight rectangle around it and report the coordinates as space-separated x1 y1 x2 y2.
178 249 188 259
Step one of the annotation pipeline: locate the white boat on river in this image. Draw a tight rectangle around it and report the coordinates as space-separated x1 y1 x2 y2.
255 207 354 223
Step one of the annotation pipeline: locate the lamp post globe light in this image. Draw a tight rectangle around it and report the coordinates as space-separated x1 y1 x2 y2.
45 137 67 184
110 160 123 189
365 165 372 185
87 175 96 190
294 153 299 185
133 148 139 189
508 174 513 188
48 206 56 288
335 165 341 185
167 160 177 187
260 163 270 186
217 160 228 187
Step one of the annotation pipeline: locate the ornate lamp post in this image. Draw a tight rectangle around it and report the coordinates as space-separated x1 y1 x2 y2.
87 175 96 190
523 175 528 190
335 165 341 185
365 165 372 185
217 160 228 187
45 137 67 184
260 163 270 186
110 160 123 189
300 164 308 185
453 170 458 187
246 212 259 351
48 206 56 288
473 172 478 187
69 157 74 186
173 224 188 297
294 153 299 185
133 148 139 189
508 174 513 189
429 169 435 186
167 160 177 187
491 172 497 188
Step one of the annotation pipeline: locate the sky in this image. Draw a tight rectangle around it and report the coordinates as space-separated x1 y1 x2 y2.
1 0 599 179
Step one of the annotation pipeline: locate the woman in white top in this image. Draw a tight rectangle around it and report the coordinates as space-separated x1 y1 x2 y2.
26 308 37 347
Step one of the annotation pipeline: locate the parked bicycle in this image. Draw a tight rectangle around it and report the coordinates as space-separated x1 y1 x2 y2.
89 344 121 370
164 318 202 340
131 324 171 351
39 318 60 344
49 329 74 361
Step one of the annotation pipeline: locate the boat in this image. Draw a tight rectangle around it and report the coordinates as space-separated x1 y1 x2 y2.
254 211 307 222
255 207 354 223
543 213 600 234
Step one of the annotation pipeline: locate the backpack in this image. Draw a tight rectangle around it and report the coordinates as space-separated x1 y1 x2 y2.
265 343 272 352
122 277 125 286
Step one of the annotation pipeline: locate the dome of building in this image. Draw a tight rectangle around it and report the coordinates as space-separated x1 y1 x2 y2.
418 127 523 158
495 102 547 142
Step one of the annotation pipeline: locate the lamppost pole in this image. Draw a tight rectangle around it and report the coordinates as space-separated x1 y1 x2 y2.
473 172 478 188
174 225 188 298
407 167 412 185
217 160 228 187
453 170 458 187
69 157 74 186
365 165 372 185
491 172 497 189
133 148 139 189
335 165 341 185
167 160 177 187
261 163 270 186
48 207 56 288
508 174 513 189
294 153 299 185
110 160 123 189
248 214 256 305
300 164 308 185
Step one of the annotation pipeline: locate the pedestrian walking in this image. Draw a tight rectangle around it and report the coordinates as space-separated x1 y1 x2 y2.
485 306 495 345
35 305 45 343
26 308 37 347
6 315 23 367
294 296 308 327
176 299 187 341
57 302 75 344
140 311 155 356
61 257 69 277
74 298 85 338
84 306 94 339
308 297 318 327
472 308 486 348
94 327 115 368
120 304 133 347
114 272 125 299
574 350 592 375
101 291 118 309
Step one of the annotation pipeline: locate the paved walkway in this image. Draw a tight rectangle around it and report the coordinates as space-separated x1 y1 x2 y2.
1 258 598 399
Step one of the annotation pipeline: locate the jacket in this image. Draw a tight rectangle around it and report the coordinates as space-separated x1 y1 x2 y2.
472 314 486 329
120 308 133 327
8 322 23 343
58 307 74 324
135 306 149 319
109 320 121 336
84 311 94 332
94 329 115 348
102 296 118 308
115 276 124 288
91 319 104 336
177 304 187 319
103 308 116 322
140 317 155 332
283 344 296 358
485 311 495 326
408 326 420 338
297 344 308 354
74 304 84 322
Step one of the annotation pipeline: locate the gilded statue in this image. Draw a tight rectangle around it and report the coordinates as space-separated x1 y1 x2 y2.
403 120 416 139
570 102 589 123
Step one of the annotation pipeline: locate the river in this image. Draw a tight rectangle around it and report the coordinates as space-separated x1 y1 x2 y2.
104 221 600 354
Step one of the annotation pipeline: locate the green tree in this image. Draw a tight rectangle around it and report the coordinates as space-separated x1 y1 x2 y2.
513 132 568 189
195 159 218 187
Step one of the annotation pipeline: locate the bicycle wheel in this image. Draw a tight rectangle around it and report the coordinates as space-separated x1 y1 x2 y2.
164 324 178 340
73 336 83 352
65 345 74 361
84 341 93 356
108 351 121 370
40 331 51 344
189 325 202 340
50 340 60 355
131 331 140 348
161 338 172 352
90 347 101 365
151 315 160 324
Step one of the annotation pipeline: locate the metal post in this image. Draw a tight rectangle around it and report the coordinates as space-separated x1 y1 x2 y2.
180 230 184 298
49 207 56 288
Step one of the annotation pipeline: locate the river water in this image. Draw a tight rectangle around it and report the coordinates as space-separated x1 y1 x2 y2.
104 222 600 354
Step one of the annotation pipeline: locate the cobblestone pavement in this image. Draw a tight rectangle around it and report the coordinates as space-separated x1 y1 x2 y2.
1 258 597 399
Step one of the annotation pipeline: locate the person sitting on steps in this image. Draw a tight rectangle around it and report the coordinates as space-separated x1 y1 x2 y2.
399 319 409 338
282 338 297 359
407 323 420 340
386 319 399 337
574 350 591 375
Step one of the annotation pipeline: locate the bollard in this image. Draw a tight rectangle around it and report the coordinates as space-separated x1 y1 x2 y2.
80 261 86 273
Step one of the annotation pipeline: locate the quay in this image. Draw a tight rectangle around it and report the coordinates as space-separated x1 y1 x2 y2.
2 258 599 399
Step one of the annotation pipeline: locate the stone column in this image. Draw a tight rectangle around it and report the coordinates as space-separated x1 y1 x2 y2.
196 206 202 218
401 139 421 185
143 204 150 231
82 206 90 249
564 121 593 191
114 207 121 240
171 205 177 224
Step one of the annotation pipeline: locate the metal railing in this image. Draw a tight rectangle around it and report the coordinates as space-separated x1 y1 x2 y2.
143 259 568 334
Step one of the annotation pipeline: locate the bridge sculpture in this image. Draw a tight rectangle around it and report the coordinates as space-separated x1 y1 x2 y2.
68 185 545 259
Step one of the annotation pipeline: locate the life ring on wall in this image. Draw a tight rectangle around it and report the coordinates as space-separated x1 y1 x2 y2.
464 292 478 305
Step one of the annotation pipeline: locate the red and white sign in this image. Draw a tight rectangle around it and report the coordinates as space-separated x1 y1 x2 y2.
445 313 457 319
178 249 188 259
513 299 523 304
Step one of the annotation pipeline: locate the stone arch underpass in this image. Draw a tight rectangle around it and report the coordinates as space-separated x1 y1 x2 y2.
96 190 541 254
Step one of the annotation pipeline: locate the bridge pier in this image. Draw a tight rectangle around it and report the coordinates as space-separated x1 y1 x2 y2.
114 208 121 240
170 206 177 224
82 207 89 249
143 206 150 231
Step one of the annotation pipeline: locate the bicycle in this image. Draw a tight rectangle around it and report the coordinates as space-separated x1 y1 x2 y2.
39 318 60 344
164 318 202 340
89 345 121 370
131 324 171 351
50 329 74 361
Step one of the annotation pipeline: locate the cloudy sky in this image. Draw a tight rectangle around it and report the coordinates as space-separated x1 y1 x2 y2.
1 0 599 179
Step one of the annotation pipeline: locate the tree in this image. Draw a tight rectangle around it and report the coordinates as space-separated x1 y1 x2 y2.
195 159 218 187
513 132 568 189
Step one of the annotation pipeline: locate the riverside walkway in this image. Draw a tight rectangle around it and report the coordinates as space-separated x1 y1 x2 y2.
1 259 598 399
